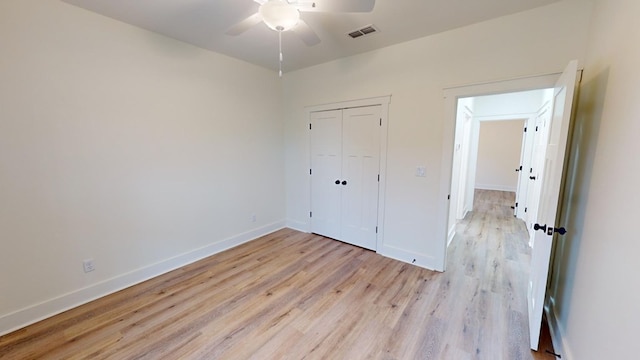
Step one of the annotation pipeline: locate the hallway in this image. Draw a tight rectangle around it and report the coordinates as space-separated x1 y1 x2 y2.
447 189 555 359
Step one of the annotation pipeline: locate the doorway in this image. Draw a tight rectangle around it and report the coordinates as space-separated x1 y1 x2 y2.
447 89 554 248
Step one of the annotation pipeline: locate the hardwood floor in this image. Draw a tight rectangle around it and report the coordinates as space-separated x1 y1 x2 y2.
0 190 556 359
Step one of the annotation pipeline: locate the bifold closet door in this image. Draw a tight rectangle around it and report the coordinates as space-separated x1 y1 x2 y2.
310 106 381 250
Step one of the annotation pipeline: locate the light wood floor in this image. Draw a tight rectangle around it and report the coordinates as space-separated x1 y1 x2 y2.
0 190 556 359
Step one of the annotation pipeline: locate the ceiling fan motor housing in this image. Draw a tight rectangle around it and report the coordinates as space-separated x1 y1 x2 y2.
259 0 300 31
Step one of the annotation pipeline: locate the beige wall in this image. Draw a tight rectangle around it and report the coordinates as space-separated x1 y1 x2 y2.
475 120 524 191
0 0 284 334
283 0 594 270
549 0 640 358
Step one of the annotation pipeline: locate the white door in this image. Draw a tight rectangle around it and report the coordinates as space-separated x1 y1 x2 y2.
515 119 532 220
528 60 579 350
525 103 551 237
310 110 343 241
310 106 381 250
341 106 381 250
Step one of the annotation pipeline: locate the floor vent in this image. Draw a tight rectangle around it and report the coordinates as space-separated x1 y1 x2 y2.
348 25 379 39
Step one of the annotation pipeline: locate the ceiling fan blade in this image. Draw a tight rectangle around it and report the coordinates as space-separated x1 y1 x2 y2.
293 19 321 46
295 0 375 13
225 13 263 36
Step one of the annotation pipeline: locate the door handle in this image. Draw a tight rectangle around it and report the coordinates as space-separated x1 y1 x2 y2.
530 176 536 180
534 223 547 232
341 180 347 186
534 224 568 236
553 227 567 235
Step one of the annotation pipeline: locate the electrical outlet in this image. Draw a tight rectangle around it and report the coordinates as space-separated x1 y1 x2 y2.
83 259 95 273
250 214 257 222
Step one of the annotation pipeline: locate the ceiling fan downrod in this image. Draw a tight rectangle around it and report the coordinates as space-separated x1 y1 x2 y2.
278 30 283 77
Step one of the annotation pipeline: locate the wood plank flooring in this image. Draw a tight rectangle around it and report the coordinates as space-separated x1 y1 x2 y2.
0 190 555 359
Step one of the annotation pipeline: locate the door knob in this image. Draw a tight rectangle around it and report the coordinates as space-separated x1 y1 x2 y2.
534 223 547 232
335 180 340 185
530 176 536 180
341 180 347 185
554 227 567 235
535 224 568 236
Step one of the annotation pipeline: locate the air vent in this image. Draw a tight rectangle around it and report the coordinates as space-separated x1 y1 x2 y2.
348 24 379 39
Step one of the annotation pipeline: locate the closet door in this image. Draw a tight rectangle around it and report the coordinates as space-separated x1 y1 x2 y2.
310 106 381 250
310 110 343 240
340 106 381 250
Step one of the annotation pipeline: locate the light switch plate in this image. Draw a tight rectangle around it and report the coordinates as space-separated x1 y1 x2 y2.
416 166 426 177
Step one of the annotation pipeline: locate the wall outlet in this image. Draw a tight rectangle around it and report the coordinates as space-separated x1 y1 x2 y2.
83 259 95 273
250 214 257 222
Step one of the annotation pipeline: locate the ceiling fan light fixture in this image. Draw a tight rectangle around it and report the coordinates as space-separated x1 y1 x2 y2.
259 0 300 31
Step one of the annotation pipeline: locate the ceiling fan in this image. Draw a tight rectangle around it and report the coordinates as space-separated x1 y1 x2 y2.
226 0 376 76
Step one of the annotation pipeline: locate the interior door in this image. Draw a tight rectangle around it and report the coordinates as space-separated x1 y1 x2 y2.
340 106 381 250
310 110 343 241
527 60 579 350
525 104 551 239
515 120 532 220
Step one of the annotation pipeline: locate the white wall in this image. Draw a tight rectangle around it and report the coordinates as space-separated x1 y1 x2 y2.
475 120 524 191
473 90 547 117
0 0 284 334
547 0 640 358
283 0 594 270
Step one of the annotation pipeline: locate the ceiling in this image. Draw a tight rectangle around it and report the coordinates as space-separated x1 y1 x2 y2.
61 0 561 73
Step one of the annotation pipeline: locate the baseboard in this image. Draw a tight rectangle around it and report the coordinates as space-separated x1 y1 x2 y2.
475 184 517 192
378 244 442 272
447 225 456 247
0 221 286 337
285 218 309 233
545 301 575 360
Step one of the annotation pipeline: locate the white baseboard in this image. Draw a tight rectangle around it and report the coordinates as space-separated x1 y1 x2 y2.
285 218 309 233
545 301 575 360
0 221 286 337
447 225 456 247
475 184 517 192
378 244 442 272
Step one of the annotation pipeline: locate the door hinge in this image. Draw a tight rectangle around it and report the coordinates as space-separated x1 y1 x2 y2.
377 174 380 182
310 168 312 175
447 194 451 200
524 127 527 133
309 123 312 130
515 202 519 207
310 211 312 218
525 207 528 213
375 226 378 234
535 125 539 132
380 118 382 126
520 165 523 171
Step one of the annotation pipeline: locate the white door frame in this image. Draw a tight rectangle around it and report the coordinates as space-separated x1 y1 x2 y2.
437 73 560 271
306 95 391 253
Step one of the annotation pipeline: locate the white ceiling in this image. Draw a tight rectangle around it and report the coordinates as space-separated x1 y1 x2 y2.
62 0 561 73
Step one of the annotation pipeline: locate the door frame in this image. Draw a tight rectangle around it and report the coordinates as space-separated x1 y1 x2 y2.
306 95 391 253
438 73 561 271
